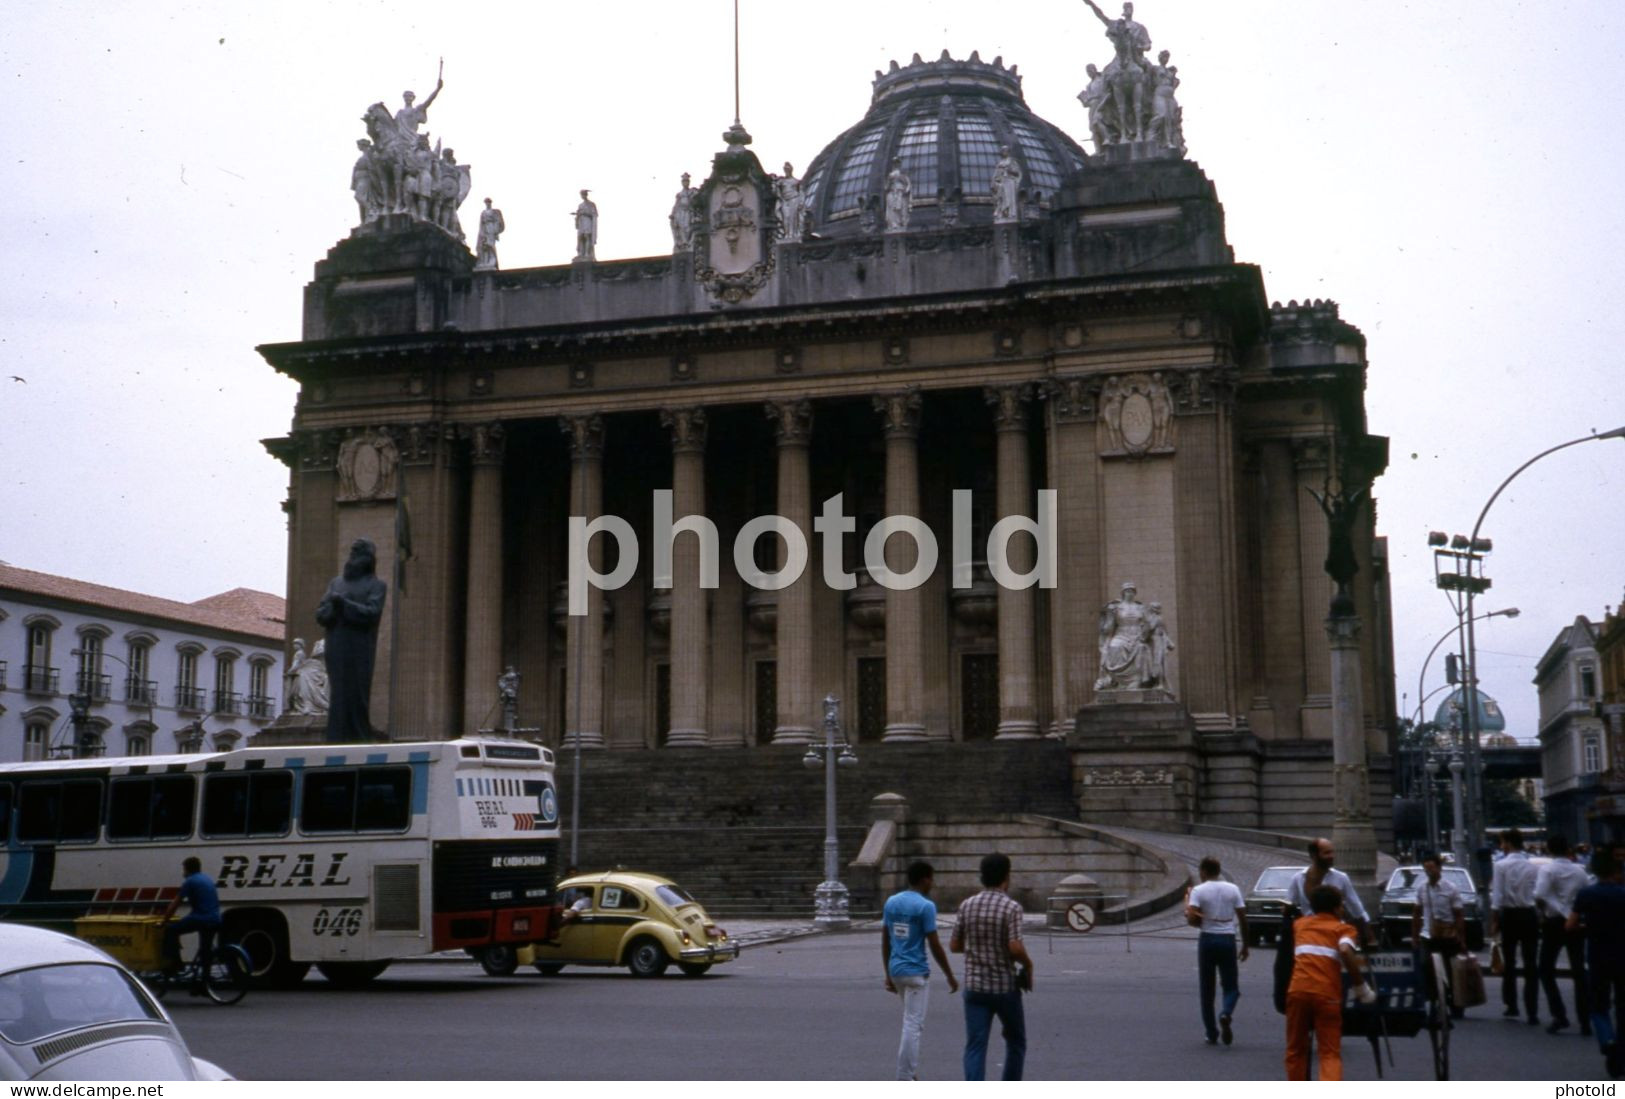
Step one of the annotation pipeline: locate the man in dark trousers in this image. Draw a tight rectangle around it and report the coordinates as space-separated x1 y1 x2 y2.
951 853 1034 1080
1535 834 1592 1034
317 537 387 742
1490 827 1542 1023
1569 847 1625 1078
161 856 222 973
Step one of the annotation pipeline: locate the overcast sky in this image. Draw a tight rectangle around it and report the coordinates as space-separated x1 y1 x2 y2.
4 1 1623 743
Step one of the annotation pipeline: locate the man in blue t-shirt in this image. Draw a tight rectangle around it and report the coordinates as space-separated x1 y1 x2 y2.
162 856 223 972
882 860 959 1080
1569 846 1625 1079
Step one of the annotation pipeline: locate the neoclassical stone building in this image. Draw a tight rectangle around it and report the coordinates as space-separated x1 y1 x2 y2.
261 51 1396 832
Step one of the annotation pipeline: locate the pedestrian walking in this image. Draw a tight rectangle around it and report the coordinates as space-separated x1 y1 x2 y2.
1568 847 1625 1079
1411 852 1467 1017
1490 827 1542 1024
1284 885 1376 1080
1535 834 1592 1035
950 853 1034 1081
1186 856 1249 1046
881 861 959 1080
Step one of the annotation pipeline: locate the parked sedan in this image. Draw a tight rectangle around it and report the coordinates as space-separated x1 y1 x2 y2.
0 923 231 1081
1242 866 1301 946
522 871 740 977
1378 865 1485 949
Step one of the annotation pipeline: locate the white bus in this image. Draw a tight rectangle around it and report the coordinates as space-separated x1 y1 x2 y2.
0 738 562 986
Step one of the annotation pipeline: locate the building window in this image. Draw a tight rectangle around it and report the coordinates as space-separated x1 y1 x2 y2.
76 634 108 701
1584 734 1603 774
23 721 49 762
126 731 151 757
25 623 56 693
213 655 238 714
126 640 155 704
176 649 203 712
247 661 272 719
1581 666 1597 700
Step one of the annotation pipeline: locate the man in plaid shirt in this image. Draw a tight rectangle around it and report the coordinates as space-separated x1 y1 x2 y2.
950 852 1035 1080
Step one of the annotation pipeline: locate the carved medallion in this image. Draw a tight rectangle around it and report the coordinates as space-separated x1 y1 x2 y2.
1097 372 1176 458
336 428 400 503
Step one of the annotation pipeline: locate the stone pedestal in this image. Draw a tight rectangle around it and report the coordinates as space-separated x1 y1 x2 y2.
1068 701 1200 823
251 714 329 747
1328 614 1378 894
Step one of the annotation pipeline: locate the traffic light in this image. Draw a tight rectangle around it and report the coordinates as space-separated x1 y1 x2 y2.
1445 653 1459 684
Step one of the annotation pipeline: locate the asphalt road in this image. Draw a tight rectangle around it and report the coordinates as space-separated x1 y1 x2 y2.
170 927 1609 1081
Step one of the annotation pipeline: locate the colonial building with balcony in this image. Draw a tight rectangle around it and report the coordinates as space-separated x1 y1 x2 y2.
259 46 1395 835
1536 614 1610 841
0 563 285 761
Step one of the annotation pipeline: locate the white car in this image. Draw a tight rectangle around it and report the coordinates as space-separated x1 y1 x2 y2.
0 923 231 1080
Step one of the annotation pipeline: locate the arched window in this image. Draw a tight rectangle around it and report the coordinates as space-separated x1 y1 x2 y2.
125 721 155 757
247 658 275 719
75 629 110 701
125 634 157 705
211 730 242 753
23 616 59 694
24 720 50 761
176 644 204 712
213 653 240 715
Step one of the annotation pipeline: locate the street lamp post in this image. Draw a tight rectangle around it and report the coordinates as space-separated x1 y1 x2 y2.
1448 751 1467 868
1433 425 1625 855
803 694 857 930
1423 755 1441 852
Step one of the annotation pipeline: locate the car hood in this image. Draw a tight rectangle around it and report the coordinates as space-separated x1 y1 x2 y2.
34 1037 200 1081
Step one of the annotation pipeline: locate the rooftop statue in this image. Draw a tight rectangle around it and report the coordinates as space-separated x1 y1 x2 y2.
1079 0 1184 154
353 60 477 237
670 173 699 252
475 198 505 271
574 189 598 260
775 163 809 244
883 157 912 232
991 146 1022 224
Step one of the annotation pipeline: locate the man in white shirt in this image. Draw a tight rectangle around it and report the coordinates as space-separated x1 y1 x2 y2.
1186 856 1249 1046
1287 838 1370 941
1411 853 1467 1017
1491 826 1542 1023
1536 834 1593 1034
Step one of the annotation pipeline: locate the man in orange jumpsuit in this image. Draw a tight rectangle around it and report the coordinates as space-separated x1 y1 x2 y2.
1285 884 1376 1080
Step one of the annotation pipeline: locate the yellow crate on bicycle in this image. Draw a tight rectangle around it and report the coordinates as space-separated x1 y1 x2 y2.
75 915 168 972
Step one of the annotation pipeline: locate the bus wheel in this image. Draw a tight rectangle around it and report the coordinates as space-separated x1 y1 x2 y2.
230 914 308 988
316 960 391 987
536 963 565 976
478 945 519 977
627 938 669 978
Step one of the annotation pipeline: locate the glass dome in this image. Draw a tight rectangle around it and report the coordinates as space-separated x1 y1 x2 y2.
1432 687 1507 734
800 51 1088 238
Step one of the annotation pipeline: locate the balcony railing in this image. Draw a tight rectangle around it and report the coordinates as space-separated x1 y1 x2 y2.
75 671 112 702
124 677 158 705
24 665 59 694
175 685 206 712
213 690 243 716
245 694 275 720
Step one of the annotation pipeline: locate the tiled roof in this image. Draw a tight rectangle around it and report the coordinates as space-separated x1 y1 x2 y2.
0 563 284 643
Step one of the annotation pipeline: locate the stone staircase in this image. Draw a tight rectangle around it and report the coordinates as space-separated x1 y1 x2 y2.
556 740 1076 918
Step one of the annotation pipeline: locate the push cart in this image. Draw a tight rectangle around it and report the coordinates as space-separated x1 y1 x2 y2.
1341 948 1451 1080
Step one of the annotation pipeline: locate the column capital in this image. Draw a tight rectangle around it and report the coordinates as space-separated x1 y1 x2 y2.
873 387 923 439
984 383 1033 431
1292 435 1331 471
291 428 341 472
765 399 814 446
1324 613 1363 647
464 421 507 466
660 406 708 454
385 421 446 467
560 413 605 460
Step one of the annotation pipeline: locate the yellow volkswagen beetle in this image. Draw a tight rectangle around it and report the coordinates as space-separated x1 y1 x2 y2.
523 871 739 978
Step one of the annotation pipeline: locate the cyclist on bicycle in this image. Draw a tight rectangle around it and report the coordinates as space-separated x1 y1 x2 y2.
161 856 222 973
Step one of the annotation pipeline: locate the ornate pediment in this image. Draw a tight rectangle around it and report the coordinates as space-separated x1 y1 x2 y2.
691 127 776 305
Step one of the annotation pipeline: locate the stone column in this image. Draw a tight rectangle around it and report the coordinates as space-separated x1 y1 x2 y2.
986 384 1040 739
767 399 816 744
462 423 506 735
1294 438 1334 718
874 389 927 741
1044 378 1102 737
661 407 710 747
561 415 606 749
1328 613 1378 895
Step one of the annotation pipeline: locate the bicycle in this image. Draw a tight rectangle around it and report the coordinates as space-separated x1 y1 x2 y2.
137 935 252 1006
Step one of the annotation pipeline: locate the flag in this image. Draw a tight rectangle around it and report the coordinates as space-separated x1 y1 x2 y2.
394 485 413 595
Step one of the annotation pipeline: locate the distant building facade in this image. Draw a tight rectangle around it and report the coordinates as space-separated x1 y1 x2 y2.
1536 615 1609 841
1587 595 1625 842
259 50 1396 835
0 564 285 761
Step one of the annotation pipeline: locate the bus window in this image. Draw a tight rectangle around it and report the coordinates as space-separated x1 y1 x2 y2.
151 776 196 839
107 778 152 840
0 782 11 843
355 767 411 832
202 774 249 837
60 781 103 842
246 771 292 836
17 784 61 842
302 770 358 833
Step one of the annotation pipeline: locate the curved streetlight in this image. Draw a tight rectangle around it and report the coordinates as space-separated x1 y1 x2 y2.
1412 607 1519 727
1455 426 1625 851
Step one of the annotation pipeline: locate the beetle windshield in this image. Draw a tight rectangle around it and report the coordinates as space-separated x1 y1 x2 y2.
0 962 164 1044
